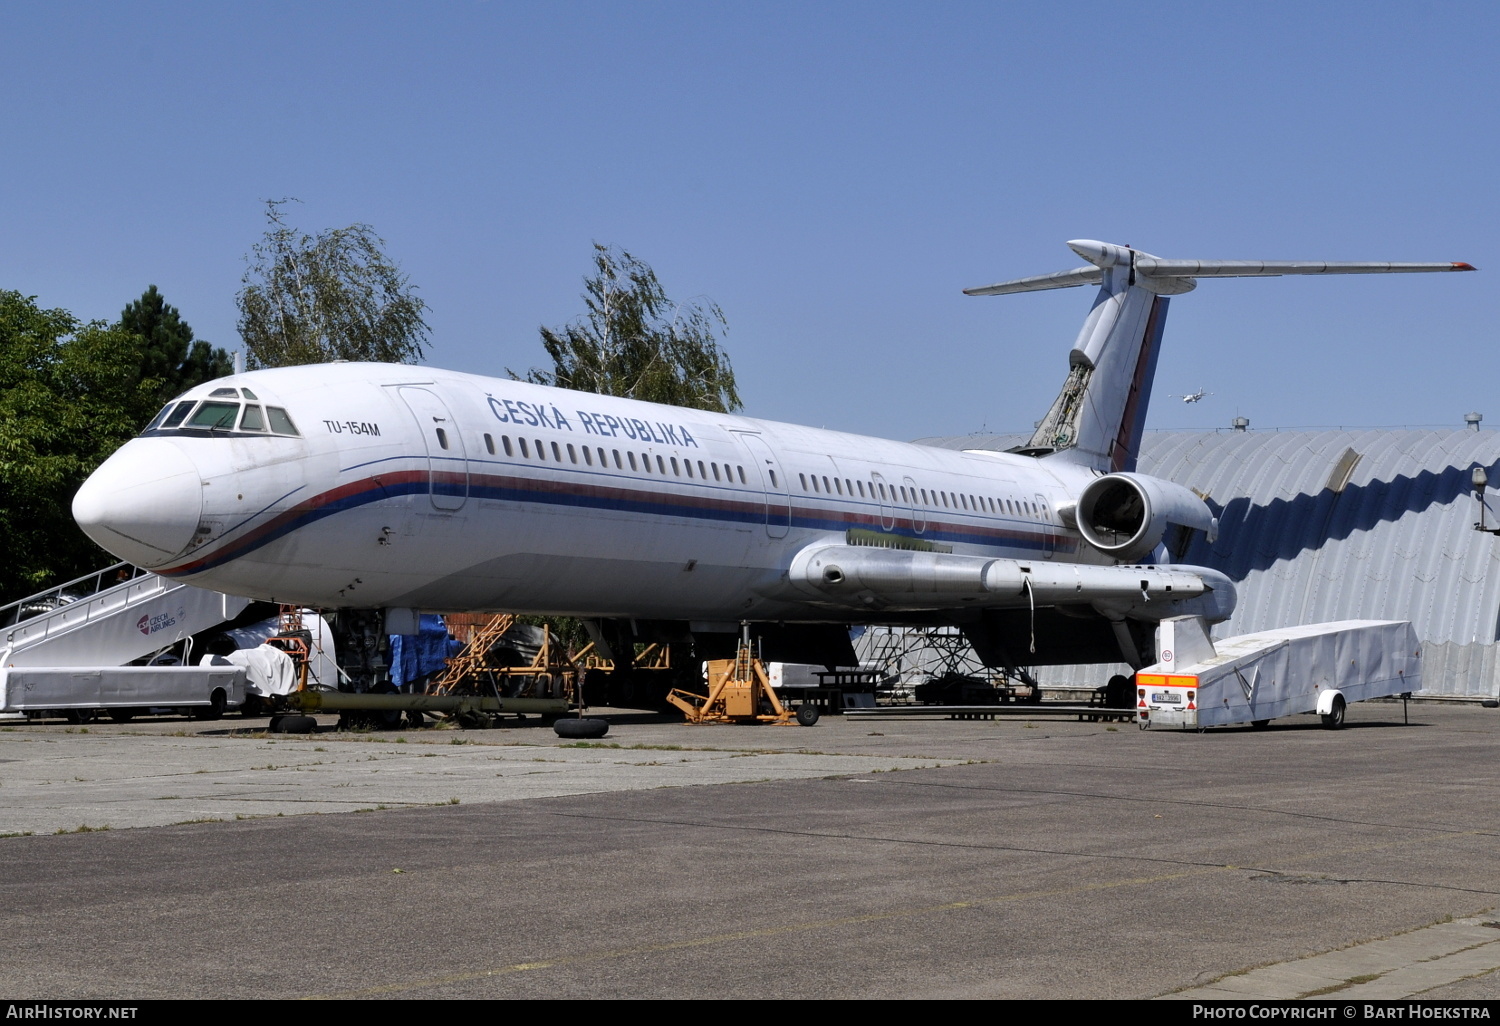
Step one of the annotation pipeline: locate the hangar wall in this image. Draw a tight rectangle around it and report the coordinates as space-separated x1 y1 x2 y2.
920 429 1500 700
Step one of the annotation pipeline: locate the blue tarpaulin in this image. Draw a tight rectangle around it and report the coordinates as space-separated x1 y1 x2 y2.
389 614 462 688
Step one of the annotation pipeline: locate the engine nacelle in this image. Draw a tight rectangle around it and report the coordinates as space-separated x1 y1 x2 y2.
1076 472 1217 563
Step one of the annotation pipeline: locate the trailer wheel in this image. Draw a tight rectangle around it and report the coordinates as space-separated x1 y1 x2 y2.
65 709 96 725
795 704 820 727
192 689 227 721
1320 696 1346 730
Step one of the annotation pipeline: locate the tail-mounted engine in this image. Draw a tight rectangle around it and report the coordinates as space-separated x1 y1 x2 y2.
1076 472 1217 563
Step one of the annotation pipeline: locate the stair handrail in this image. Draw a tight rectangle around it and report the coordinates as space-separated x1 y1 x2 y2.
1 563 152 629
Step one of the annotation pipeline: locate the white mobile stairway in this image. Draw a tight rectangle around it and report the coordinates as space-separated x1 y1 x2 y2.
1 563 251 669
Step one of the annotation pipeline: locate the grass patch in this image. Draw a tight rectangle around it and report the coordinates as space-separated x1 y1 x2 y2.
1301 973 1383 997
55 824 110 834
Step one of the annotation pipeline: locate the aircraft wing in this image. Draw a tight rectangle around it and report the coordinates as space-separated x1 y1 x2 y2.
785 543 1216 612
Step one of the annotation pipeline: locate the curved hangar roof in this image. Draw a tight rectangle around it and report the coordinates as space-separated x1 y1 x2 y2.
917 429 1500 700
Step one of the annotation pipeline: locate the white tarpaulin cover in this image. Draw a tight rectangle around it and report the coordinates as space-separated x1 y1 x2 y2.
212 645 297 697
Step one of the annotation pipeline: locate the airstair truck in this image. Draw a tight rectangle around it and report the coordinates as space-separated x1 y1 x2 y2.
1135 616 1421 730
1 562 253 721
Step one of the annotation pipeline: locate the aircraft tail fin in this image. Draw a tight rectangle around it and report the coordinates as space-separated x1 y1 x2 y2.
966 240 1475 473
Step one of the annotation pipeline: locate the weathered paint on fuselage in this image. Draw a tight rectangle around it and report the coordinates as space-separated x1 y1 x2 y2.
97 362 1106 620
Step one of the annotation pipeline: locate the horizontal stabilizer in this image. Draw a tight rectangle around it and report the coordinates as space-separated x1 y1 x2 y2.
1135 257 1476 278
965 240 1475 296
962 266 1104 296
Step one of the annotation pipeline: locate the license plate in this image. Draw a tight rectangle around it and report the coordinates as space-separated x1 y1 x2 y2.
1151 692 1183 704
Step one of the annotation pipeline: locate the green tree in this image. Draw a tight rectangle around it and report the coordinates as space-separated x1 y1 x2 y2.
236 199 430 369
0 292 160 602
520 244 741 412
119 285 233 402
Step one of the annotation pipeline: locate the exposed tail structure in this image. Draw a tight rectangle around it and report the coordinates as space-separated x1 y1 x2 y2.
966 240 1475 473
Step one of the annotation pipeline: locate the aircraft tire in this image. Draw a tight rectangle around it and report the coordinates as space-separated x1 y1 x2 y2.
554 717 609 739
1320 696 1346 730
1251 719 1271 729
795 704 820 727
371 683 404 731
108 709 135 723
270 714 316 734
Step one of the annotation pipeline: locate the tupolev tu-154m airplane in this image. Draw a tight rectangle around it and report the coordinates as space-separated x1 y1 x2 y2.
72 240 1474 685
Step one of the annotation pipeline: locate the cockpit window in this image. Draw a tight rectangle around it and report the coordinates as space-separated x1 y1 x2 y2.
209 387 239 398
185 401 240 430
242 387 259 400
144 403 174 431
138 394 302 439
239 404 266 432
267 407 299 436
161 401 196 429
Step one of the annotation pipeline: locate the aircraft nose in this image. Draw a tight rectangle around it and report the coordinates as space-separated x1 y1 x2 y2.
72 439 204 568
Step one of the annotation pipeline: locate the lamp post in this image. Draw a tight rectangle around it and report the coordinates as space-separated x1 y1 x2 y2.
1473 466 1500 534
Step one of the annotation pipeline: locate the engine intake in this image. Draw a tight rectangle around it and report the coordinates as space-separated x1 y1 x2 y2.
1077 473 1216 562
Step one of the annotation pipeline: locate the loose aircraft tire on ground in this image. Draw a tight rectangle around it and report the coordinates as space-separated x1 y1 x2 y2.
554 717 609 739
1321 696 1346 730
269 714 316 734
795 704 820 727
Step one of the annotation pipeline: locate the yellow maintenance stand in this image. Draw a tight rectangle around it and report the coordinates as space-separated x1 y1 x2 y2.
668 627 819 726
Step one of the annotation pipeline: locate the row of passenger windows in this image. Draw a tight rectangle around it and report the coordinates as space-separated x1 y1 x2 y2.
797 472 1048 520
433 424 1043 520
470 432 749 485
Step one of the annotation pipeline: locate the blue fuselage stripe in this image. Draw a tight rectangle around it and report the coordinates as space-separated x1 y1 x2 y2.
165 462 1071 576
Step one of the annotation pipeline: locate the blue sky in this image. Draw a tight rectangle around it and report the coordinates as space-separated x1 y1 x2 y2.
3 2 1493 441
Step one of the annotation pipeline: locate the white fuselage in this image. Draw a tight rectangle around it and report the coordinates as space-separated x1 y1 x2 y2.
75 362 1107 621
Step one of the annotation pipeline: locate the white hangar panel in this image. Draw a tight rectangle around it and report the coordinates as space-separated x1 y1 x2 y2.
916 429 1500 699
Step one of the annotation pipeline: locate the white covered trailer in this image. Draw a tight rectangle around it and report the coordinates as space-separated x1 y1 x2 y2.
1136 617 1421 730
0 665 247 721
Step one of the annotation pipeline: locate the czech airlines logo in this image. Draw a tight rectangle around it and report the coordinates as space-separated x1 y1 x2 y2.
137 610 180 636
